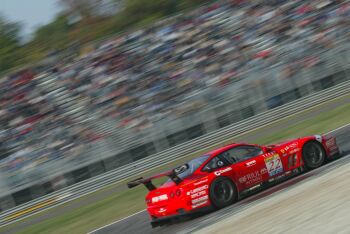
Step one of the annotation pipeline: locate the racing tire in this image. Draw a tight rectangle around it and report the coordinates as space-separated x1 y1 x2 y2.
302 141 326 170
209 177 237 209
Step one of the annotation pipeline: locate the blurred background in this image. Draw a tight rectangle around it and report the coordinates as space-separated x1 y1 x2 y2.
0 0 349 211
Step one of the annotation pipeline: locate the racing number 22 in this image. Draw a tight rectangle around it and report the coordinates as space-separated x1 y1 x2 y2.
265 155 283 176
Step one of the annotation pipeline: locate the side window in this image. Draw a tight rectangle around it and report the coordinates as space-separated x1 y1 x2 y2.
245 146 263 158
202 156 227 171
227 146 263 163
220 150 236 164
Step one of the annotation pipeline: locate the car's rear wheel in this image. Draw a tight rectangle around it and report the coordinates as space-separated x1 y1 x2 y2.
302 141 326 170
209 177 237 209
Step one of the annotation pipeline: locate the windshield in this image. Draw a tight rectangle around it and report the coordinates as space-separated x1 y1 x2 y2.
175 155 210 179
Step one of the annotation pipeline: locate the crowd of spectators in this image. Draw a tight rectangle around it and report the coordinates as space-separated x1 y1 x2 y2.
0 0 349 187
61 0 349 130
0 71 103 186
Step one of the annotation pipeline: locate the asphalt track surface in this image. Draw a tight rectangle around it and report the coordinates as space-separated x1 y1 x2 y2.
91 125 350 234
2 95 349 234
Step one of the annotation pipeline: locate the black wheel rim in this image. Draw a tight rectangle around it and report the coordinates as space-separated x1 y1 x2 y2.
305 143 324 166
213 180 233 203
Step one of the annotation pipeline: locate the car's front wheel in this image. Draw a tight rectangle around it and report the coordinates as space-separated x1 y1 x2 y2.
302 141 326 170
209 177 237 209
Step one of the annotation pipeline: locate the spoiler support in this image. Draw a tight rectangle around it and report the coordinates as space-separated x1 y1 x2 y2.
127 177 157 191
127 170 183 191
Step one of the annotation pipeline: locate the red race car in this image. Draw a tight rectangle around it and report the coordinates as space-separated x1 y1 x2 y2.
127 135 340 227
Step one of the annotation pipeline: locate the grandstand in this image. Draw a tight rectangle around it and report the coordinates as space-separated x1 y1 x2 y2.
0 0 349 211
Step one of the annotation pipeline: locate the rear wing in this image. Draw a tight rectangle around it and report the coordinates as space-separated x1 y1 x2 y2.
127 170 183 191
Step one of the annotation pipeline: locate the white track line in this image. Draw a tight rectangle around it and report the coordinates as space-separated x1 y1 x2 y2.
327 123 350 134
87 123 350 233
86 209 146 234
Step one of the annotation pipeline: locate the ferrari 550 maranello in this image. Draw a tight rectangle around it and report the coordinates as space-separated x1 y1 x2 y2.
127 135 340 227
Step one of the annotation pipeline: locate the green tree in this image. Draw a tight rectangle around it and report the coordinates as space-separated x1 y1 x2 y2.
0 15 22 72
31 15 71 51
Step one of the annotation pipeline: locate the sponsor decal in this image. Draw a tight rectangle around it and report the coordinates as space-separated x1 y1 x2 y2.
190 190 206 199
265 153 284 176
260 168 268 175
281 142 298 153
239 176 247 184
239 171 263 185
158 208 167 213
151 194 168 203
191 201 208 209
214 167 232 176
245 160 256 167
192 195 209 204
187 185 208 196
289 148 300 154
193 179 209 186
